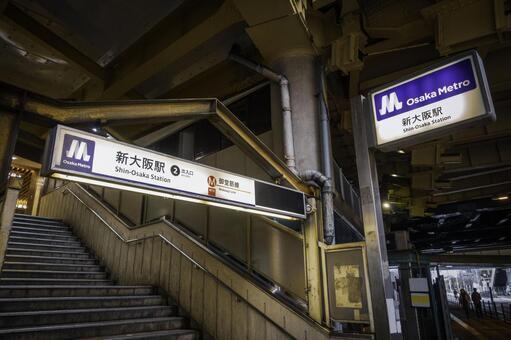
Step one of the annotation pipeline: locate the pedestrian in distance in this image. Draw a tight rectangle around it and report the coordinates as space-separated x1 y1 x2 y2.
471 288 483 318
459 288 471 318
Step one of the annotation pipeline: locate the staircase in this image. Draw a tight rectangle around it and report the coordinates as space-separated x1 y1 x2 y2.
0 214 198 339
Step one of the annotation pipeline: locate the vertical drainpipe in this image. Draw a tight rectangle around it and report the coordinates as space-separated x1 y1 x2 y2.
228 53 296 172
228 53 335 244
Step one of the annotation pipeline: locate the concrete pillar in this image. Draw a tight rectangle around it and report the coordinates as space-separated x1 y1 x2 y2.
271 54 321 172
270 53 324 323
178 127 195 160
31 176 46 216
0 112 21 197
0 187 20 268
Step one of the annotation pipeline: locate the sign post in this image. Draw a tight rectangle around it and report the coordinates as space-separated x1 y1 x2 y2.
352 50 494 339
42 125 306 221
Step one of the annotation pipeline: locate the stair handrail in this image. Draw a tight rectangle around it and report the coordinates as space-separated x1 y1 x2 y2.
60 185 327 338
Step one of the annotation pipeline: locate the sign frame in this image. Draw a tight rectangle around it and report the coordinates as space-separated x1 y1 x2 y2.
42 125 306 220
367 50 495 151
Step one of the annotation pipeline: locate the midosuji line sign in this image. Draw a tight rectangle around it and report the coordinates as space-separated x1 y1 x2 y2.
352 50 495 338
368 50 495 150
42 125 306 220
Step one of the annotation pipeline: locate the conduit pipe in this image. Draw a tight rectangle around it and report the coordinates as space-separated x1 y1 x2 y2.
229 54 335 244
228 54 296 172
317 64 335 244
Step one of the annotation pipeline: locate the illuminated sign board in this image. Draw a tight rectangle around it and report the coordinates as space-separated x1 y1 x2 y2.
42 125 306 220
368 51 495 150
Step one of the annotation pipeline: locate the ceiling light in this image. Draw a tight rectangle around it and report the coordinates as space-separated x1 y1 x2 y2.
397 150 405 154
382 202 391 209
494 195 509 201
391 173 399 177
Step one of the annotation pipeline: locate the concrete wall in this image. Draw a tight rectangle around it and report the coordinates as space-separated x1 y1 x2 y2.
38 183 332 340
73 131 307 301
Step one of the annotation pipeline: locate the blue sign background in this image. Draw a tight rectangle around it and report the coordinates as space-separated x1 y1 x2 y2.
373 58 477 121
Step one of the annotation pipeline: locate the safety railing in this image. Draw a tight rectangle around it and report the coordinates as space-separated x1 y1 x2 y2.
447 294 511 322
60 188 312 334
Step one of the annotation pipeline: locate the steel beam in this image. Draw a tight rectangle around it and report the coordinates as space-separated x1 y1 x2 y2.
0 90 311 194
351 95 400 339
98 0 242 99
431 255 511 266
2 3 106 81
213 101 312 194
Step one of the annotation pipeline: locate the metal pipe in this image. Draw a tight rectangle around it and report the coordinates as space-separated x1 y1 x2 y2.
229 54 336 244
228 53 297 172
318 66 333 180
317 65 335 244
300 170 335 244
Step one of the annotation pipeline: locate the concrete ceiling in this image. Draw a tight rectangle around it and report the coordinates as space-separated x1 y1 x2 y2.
2 0 511 253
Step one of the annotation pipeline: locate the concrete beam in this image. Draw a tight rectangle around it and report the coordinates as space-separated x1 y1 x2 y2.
2 3 106 81
99 0 243 99
431 254 511 266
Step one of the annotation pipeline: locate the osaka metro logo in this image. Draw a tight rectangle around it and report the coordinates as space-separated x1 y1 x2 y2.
66 140 91 161
379 92 402 116
60 134 95 173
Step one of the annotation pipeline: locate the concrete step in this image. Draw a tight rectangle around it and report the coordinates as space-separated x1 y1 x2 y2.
0 278 113 286
7 242 87 252
10 226 74 236
0 317 186 339
0 305 175 328
6 248 92 259
14 214 62 223
2 262 103 272
1 269 108 280
14 216 65 225
9 230 78 241
12 221 69 230
4 255 96 265
0 295 165 312
0 285 154 298
8 236 82 247
88 329 199 340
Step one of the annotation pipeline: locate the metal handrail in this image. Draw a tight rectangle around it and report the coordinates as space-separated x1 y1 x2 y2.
58 185 329 336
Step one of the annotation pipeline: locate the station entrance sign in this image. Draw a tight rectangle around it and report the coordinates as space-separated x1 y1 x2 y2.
42 125 306 220
368 51 495 150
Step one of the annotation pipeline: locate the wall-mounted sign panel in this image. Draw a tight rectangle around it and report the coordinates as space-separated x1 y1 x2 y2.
368 51 495 150
42 125 306 220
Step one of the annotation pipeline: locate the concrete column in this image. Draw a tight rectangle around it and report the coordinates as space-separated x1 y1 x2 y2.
271 54 321 172
0 187 20 268
0 112 21 197
270 53 324 323
178 127 195 160
31 176 46 216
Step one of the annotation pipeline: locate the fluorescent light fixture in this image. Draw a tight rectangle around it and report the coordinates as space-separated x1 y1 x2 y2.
51 173 298 221
391 173 399 177
397 150 406 154
382 201 391 209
